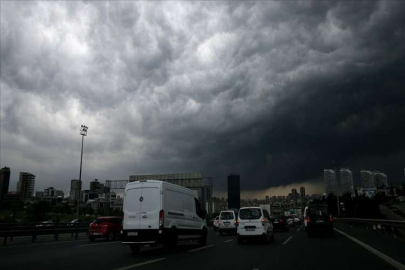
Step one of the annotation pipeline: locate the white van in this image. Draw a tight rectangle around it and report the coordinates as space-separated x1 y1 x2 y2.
122 180 208 253
218 210 238 235
237 207 274 244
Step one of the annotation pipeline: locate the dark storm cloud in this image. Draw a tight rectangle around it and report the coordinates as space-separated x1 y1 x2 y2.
1 1 404 195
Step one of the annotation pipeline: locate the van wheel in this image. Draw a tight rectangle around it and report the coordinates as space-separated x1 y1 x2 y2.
198 228 207 246
130 244 141 254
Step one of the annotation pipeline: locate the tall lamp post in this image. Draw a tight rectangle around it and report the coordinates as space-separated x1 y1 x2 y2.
77 125 88 220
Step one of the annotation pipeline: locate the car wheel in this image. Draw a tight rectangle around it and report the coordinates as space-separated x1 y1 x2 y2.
89 236 95 242
130 244 141 254
107 232 114 241
198 228 207 246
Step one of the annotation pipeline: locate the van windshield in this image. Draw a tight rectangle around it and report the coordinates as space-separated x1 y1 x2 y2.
220 212 234 220
239 209 262 220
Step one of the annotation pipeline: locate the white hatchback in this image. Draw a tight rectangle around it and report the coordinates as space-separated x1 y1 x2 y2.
237 207 274 244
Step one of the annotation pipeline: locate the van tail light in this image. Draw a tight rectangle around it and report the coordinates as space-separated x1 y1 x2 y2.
329 216 333 223
219 221 222 225
305 218 311 223
261 218 266 226
159 210 164 229
234 220 239 226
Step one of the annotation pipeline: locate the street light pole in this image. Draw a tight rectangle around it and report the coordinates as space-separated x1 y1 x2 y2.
77 125 88 220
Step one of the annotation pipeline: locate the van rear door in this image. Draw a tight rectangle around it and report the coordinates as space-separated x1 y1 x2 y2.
139 186 161 230
123 186 142 230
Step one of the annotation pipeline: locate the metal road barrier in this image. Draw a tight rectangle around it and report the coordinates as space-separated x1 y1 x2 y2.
0 222 90 246
335 218 405 236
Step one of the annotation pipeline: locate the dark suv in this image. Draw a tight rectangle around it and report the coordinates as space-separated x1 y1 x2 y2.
88 216 123 241
305 205 334 237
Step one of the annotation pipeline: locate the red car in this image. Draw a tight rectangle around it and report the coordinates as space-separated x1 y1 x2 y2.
88 216 123 241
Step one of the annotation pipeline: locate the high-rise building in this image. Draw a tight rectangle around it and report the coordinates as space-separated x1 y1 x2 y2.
360 170 374 188
300 186 306 201
44 187 56 197
55 190 64 198
373 172 388 188
324 169 337 195
0 167 11 202
291 188 298 201
340 168 354 194
227 174 240 209
265 195 269 202
70 179 82 201
17 172 35 199
90 179 100 192
35 191 44 198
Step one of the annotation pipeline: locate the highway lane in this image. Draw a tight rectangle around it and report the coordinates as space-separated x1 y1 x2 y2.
0 226 404 270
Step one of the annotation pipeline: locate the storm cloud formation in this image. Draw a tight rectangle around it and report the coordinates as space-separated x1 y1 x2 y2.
1 1 405 196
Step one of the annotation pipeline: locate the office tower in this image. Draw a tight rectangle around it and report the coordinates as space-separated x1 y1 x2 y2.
17 172 35 199
227 174 240 209
324 169 337 195
340 168 354 194
360 170 374 188
70 179 82 201
300 186 306 201
0 167 11 202
373 172 388 188
291 188 298 201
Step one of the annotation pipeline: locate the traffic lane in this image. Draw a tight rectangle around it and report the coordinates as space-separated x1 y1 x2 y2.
133 228 297 270
0 228 222 270
334 222 405 265
252 227 397 270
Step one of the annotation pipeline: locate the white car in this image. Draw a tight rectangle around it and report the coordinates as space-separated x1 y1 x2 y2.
237 207 274 244
218 210 237 235
213 216 220 231
122 180 208 253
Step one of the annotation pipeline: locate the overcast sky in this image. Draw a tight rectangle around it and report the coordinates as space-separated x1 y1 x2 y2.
1 1 404 198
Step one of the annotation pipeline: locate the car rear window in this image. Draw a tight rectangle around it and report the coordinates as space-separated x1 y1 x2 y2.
309 207 328 217
239 208 262 220
93 218 108 224
220 212 234 220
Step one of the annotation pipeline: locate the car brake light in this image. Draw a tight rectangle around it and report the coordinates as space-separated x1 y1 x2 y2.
234 220 239 226
159 210 164 229
261 218 266 226
329 216 333 223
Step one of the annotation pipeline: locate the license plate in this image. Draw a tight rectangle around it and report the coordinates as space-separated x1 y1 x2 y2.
245 228 255 231
316 220 324 223
128 232 138 236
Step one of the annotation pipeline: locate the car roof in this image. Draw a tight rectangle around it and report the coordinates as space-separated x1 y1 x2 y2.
239 207 261 210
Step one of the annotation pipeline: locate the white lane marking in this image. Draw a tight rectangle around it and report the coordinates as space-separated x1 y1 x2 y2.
0 240 87 249
335 229 405 270
79 241 120 247
283 236 293 245
224 239 234 243
252 268 260 270
296 228 301 232
113 258 167 270
188 244 214 252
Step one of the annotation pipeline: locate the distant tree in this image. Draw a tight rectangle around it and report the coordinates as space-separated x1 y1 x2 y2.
27 201 52 222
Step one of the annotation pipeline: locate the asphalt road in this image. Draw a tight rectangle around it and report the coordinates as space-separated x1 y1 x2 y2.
1 224 404 270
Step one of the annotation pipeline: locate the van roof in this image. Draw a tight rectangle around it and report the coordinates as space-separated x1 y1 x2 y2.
126 180 196 195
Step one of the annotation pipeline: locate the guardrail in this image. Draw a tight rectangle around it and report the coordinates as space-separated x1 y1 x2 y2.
335 217 405 236
0 222 90 246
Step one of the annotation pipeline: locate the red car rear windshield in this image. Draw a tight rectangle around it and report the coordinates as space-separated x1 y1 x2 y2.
93 218 108 224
